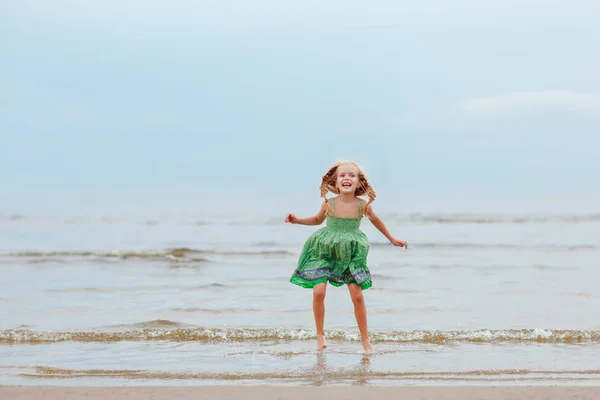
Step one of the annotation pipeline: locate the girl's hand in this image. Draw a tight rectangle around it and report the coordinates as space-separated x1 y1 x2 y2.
390 238 408 248
285 213 297 224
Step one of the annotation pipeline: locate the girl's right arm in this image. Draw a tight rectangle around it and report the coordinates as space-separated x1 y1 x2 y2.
285 200 328 226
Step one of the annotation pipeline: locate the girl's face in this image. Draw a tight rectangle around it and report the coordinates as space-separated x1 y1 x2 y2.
336 163 360 194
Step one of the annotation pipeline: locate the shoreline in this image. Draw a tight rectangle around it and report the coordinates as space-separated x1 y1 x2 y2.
3 386 600 400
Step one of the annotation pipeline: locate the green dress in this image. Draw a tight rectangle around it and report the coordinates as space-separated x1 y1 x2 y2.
290 198 372 290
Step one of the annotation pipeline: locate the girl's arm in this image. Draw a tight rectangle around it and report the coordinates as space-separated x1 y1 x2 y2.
285 200 329 226
365 203 408 248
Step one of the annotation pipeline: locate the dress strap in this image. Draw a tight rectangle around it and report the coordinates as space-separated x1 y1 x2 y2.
359 199 363 216
330 198 335 216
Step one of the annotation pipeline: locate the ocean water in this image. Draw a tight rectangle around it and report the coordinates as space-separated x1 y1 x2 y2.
1 191 600 386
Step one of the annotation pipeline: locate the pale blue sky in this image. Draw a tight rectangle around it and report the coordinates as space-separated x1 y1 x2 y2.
2 1 599 196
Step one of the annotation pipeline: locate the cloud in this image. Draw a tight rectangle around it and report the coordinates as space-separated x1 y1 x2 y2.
458 91 600 116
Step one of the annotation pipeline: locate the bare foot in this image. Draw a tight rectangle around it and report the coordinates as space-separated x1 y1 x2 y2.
317 334 328 351
362 338 374 354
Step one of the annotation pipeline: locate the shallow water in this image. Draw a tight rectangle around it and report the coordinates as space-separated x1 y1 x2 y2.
1 193 599 386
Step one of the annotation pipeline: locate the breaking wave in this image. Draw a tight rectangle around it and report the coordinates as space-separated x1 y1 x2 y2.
3 327 600 344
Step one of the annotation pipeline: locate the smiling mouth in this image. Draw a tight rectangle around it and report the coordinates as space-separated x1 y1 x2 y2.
341 182 352 188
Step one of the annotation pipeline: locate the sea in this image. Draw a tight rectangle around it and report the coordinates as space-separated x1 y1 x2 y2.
1 190 600 386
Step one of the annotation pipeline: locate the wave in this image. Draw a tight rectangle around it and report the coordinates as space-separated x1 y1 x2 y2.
44 282 228 293
21 365 600 381
399 213 600 224
0 248 207 261
2 243 596 265
370 242 600 251
3 213 600 225
3 327 600 344
111 320 189 329
169 307 263 313
0 213 26 221
0 247 294 263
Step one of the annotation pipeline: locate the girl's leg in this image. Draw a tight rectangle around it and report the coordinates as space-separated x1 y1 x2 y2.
348 283 373 352
313 282 328 350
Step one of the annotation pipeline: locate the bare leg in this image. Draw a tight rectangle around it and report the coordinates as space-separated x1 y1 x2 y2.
313 282 327 350
348 283 373 353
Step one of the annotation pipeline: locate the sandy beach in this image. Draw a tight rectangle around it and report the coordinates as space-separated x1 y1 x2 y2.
3 386 600 400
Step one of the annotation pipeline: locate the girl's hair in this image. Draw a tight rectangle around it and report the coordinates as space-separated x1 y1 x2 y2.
319 160 376 215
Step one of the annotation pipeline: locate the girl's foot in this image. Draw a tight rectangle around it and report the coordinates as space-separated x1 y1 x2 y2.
362 338 374 354
317 334 328 351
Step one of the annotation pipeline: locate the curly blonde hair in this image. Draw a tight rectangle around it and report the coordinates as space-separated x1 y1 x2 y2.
319 160 376 215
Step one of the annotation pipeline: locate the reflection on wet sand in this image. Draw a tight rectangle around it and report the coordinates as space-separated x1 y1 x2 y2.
310 352 373 386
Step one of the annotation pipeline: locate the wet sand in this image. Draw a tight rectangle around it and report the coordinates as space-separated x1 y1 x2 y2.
3 386 600 400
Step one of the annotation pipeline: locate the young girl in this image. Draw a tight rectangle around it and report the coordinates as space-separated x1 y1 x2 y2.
285 160 408 353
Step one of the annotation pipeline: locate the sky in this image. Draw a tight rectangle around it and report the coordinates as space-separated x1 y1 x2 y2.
1 0 599 197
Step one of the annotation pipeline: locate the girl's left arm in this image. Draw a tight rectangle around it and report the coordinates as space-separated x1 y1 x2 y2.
365 203 408 248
